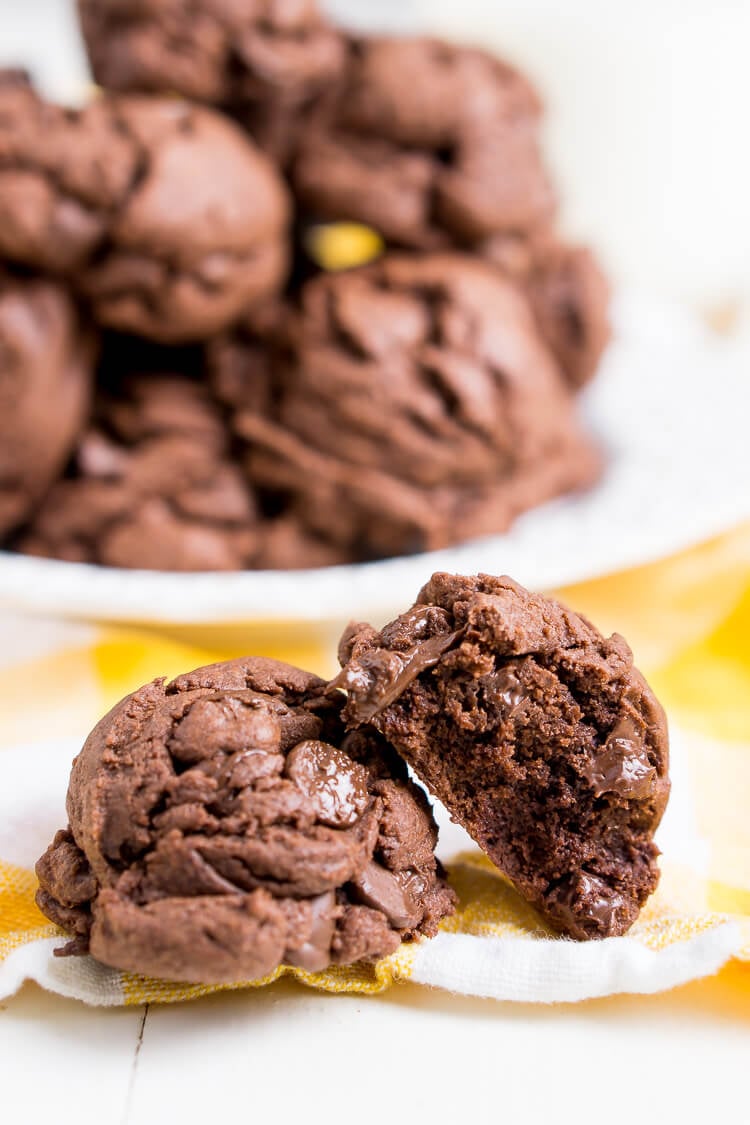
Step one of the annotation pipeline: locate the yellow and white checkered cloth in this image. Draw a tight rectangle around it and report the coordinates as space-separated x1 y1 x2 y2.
1 526 749 1005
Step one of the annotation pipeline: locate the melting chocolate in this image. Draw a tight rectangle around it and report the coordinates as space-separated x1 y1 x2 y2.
488 665 527 713
585 713 656 800
554 872 626 936
331 629 461 724
167 691 283 765
381 605 452 644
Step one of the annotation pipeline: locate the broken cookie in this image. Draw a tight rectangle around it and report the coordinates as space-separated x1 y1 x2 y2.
335 573 670 939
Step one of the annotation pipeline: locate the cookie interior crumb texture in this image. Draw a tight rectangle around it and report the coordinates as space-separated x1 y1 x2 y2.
336 573 670 939
35 657 455 983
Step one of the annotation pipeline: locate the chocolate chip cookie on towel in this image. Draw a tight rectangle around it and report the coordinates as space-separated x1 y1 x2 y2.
335 573 670 940
36 658 455 983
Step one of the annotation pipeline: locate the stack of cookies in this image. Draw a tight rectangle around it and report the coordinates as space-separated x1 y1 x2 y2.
0 1 611 571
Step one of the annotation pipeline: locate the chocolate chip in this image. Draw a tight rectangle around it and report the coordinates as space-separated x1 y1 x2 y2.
284 891 337 972
350 860 420 930
285 739 370 828
585 714 656 800
554 872 627 937
331 629 460 725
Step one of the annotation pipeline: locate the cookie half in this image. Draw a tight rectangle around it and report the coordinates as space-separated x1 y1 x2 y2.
335 573 670 939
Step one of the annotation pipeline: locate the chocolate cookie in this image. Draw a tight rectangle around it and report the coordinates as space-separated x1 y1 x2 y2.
210 254 600 562
0 271 92 537
294 37 554 249
335 573 670 939
36 657 455 983
0 73 290 341
251 517 352 571
78 0 346 164
529 245 611 389
18 338 259 570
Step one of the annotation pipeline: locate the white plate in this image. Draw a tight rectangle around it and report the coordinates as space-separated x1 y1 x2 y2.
1 291 748 630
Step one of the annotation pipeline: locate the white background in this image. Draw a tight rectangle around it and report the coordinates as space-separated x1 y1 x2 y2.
422 0 750 310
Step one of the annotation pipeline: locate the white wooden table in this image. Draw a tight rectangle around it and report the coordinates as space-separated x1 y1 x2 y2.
2 971 748 1124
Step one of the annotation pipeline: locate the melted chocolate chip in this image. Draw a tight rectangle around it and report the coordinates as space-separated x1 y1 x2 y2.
331 629 461 724
397 867 429 900
285 740 370 828
585 713 656 800
490 666 527 712
401 606 441 636
555 872 626 935
222 748 285 789
351 860 421 929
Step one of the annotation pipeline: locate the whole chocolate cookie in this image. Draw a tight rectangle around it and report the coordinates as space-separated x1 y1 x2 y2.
294 37 554 249
36 657 455 982
335 573 670 939
78 0 346 164
0 271 92 537
0 73 290 341
210 254 600 562
18 339 259 570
